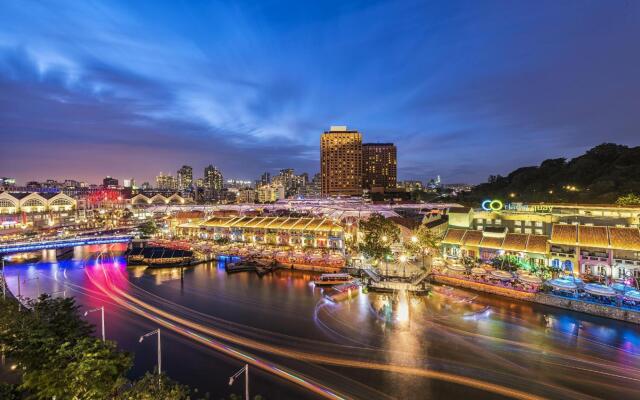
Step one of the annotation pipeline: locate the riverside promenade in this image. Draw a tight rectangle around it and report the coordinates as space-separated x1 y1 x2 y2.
432 274 640 324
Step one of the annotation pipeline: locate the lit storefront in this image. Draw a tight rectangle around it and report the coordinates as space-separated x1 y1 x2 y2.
444 201 640 279
177 216 345 250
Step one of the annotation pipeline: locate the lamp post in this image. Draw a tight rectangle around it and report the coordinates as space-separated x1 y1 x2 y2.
21 275 40 299
399 254 407 278
228 364 249 400
1 257 5 301
381 235 388 277
411 235 425 270
85 306 105 342
139 329 161 386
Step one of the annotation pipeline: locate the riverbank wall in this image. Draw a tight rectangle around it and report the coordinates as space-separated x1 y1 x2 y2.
431 274 640 324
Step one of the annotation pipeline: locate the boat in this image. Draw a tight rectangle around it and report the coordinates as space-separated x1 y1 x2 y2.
583 283 616 297
623 290 640 303
127 246 195 268
313 273 353 286
324 282 360 302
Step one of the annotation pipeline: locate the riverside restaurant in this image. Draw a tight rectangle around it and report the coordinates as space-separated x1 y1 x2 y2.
175 216 345 250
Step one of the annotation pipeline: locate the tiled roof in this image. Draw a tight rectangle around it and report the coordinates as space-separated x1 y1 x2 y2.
526 235 548 254
462 230 483 246
6 192 31 200
442 229 466 245
502 233 529 251
442 228 549 254
578 225 609 248
550 224 577 245
480 236 504 249
202 216 341 232
609 227 640 251
388 216 421 231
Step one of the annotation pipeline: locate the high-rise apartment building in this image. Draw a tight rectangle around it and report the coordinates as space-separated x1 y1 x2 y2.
103 176 119 188
260 172 271 186
320 126 363 196
177 165 193 191
362 143 397 190
156 173 177 190
204 165 223 202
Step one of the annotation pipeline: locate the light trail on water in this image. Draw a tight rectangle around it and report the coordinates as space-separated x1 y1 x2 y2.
86 261 546 400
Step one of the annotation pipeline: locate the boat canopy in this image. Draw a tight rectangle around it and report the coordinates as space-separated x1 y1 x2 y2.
547 278 577 291
583 283 616 297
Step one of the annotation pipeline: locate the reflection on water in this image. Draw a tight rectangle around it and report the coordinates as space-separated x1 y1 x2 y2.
4 244 640 399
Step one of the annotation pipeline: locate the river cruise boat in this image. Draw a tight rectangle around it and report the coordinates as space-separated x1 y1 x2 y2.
313 273 353 286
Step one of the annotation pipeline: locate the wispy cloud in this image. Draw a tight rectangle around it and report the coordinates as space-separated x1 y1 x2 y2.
0 0 639 184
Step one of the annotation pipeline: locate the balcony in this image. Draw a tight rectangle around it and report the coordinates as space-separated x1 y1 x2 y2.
580 252 609 262
613 255 640 267
550 252 573 258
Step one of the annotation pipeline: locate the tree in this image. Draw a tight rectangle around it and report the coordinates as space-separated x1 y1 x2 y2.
139 220 159 236
117 372 191 400
404 223 440 270
358 214 400 264
22 338 132 400
0 383 22 400
616 193 640 206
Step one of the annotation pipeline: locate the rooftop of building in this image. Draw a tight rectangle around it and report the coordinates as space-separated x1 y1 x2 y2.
196 215 343 232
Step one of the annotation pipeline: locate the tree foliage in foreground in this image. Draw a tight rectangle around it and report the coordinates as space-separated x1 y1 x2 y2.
0 294 223 400
116 372 191 400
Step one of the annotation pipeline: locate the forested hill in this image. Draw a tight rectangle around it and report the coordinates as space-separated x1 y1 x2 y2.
457 143 640 204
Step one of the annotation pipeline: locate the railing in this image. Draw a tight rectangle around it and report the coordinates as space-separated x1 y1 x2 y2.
362 266 380 282
0 235 133 255
411 271 429 285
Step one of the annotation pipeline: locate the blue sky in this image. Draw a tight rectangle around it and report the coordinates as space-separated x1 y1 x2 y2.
1 0 639 185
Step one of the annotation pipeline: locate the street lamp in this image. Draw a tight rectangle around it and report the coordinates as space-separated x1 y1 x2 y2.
381 236 389 277
228 364 249 400
1 257 5 301
399 254 407 277
21 275 40 299
139 329 161 386
84 306 105 342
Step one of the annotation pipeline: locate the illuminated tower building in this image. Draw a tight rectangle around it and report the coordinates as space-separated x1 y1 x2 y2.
320 126 362 196
177 165 193 191
102 176 119 189
156 173 176 190
204 164 223 201
362 143 397 191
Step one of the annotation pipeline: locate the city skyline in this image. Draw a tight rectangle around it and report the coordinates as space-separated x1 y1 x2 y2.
2 1 639 184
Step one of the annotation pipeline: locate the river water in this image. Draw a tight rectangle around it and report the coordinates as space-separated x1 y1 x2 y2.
3 244 640 399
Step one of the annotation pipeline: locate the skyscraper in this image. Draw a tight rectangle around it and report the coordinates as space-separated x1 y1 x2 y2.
156 173 177 190
320 126 363 196
362 143 397 191
204 165 223 201
260 172 271 186
177 165 193 191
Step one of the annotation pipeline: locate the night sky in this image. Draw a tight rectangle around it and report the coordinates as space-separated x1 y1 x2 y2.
1 1 639 185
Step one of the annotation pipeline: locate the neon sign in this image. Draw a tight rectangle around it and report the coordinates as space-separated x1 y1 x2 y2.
481 199 503 211
481 200 553 213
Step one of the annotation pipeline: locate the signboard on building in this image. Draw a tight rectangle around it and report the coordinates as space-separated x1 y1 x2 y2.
481 199 553 213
